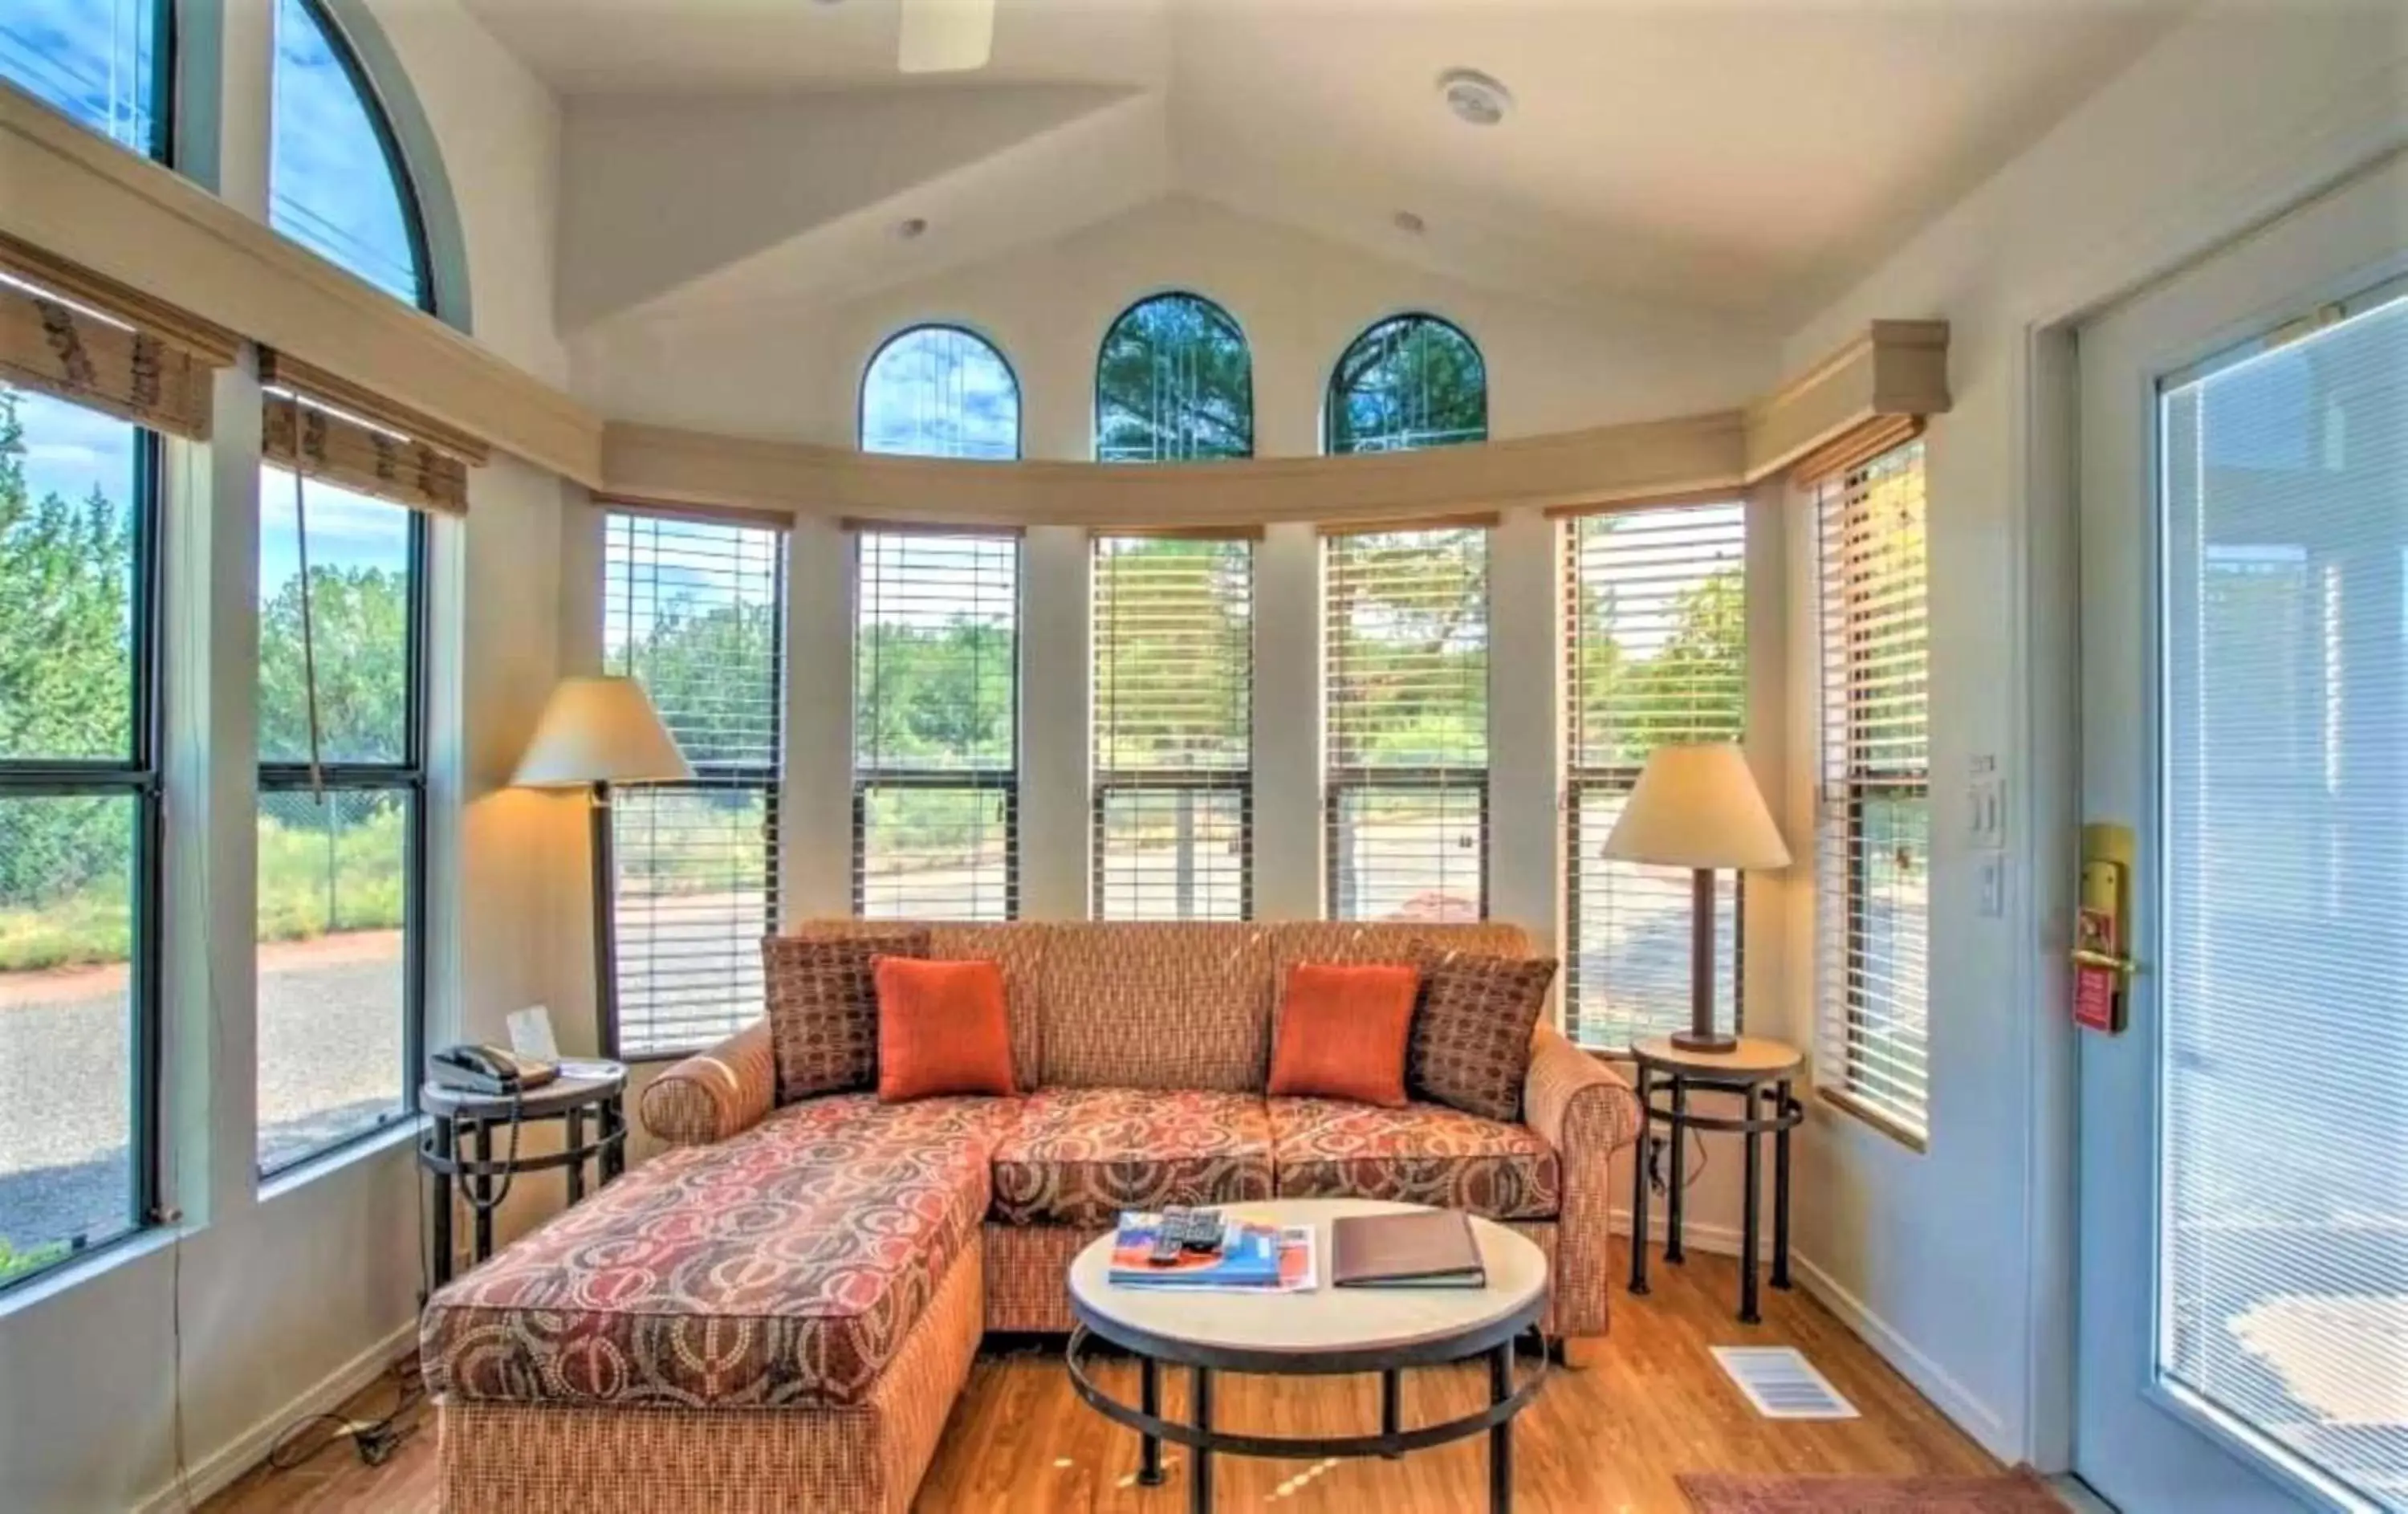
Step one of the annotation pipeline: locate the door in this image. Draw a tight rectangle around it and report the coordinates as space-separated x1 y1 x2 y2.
2076 154 2408 1512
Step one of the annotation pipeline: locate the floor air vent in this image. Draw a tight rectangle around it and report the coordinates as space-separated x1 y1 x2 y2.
1711 1346 1861 1419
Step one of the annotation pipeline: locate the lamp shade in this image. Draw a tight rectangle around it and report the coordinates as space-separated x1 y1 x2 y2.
1601 743 1790 871
512 675 694 788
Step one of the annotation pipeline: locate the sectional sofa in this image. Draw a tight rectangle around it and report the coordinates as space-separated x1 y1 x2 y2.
420 920 1641 1512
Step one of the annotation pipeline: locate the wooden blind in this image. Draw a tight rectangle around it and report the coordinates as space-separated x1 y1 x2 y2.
1323 526 1489 922
853 529 1020 920
1092 535 1253 919
260 350 489 516
1563 503 1748 1048
604 511 786 1058
1814 438 1931 1142
0 235 239 440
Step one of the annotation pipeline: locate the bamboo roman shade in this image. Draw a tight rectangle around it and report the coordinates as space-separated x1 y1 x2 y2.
260 349 490 515
0 234 238 439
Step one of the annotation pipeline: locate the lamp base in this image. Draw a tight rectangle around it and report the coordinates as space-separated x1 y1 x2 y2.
1669 1029 1739 1055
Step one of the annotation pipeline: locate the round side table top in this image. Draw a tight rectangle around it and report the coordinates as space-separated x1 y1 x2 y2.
1068 1199 1548 1370
1631 1036 1804 1080
420 1060 628 1120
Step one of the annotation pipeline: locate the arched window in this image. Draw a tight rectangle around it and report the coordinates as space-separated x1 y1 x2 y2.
270 0 431 310
1095 292 1252 462
1325 314 1487 455
860 325 1021 460
0 0 168 158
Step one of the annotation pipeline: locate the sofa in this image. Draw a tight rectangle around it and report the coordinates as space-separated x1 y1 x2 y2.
420 920 1641 1513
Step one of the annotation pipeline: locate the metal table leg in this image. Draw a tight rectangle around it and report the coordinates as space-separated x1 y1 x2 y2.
1190 1365 1214 1514
565 1106 586 1205
470 1118 494 1264
1381 1368 1402 1459
1771 1081 1794 1291
1489 1340 1515 1514
1628 1061 1652 1294
1666 1078 1688 1264
429 1116 455 1288
1739 1105 1763 1325
1138 1356 1163 1486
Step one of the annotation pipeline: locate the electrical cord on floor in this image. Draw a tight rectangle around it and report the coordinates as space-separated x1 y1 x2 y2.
263 1356 424 1471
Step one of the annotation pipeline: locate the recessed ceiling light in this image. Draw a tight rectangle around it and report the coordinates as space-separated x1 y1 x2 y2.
895 217 929 240
1437 68 1512 128
1393 210 1426 235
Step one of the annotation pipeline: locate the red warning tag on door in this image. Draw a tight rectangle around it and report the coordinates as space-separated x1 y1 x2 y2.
2072 906 2121 1033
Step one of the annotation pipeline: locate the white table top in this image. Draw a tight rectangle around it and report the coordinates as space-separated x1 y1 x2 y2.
1068 1199 1548 1363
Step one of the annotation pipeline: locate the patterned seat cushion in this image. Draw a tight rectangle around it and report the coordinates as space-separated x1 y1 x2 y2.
1267 1097 1561 1220
421 1093 1015 1410
989 1088 1274 1227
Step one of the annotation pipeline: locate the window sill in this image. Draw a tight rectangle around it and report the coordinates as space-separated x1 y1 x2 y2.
1815 1085 1929 1153
259 1116 421 1204
0 1223 182 1324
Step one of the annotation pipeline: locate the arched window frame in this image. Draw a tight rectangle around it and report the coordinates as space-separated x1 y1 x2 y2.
1093 290 1255 463
857 322 1024 461
271 0 439 317
1324 311 1488 455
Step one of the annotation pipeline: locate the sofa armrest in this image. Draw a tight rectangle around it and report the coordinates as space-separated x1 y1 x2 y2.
1523 1023 1641 1344
638 1020 776 1146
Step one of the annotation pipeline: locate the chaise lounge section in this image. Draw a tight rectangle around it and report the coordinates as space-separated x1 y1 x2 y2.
421 921 1640 1512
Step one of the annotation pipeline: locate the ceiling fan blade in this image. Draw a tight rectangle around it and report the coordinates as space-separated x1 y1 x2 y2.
898 0 995 74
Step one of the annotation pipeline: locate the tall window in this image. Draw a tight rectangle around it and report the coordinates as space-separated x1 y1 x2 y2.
1092 535 1253 919
1563 504 1748 1048
270 0 431 309
0 0 169 158
1324 525 1489 922
855 531 1019 919
0 386 160 1288
860 326 1020 461
1814 439 1930 1142
254 470 425 1173
603 513 785 1059
1095 293 1253 462
1326 314 1487 455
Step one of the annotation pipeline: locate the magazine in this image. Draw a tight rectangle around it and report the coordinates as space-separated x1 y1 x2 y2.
1107 1214 1318 1293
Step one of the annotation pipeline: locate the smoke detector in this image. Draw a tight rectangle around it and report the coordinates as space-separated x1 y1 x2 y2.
1437 68 1512 127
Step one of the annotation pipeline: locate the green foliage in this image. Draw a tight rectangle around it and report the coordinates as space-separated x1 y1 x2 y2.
1327 530 1491 769
855 621 1015 769
1574 568 1746 767
1327 315 1487 455
0 392 134 769
258 564 409 763
1094 538 1250 771
1096 295 1253 462
620 598 781 767
254 796 408 942
0 1236 71 1285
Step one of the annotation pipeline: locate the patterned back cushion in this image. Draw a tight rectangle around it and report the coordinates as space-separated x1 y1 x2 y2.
763 930 929 1103
1408 946 1558 1122
1037 923 1275 1091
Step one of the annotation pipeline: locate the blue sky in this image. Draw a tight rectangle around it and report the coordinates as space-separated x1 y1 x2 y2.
862 329 1019 460
0 0 157 153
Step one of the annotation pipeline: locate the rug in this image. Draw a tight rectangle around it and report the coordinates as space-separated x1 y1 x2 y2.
1678 1467 2064 1512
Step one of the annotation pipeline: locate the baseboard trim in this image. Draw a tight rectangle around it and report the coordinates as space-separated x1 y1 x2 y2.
1788 1250 2015 1460
1609 1206 1765 1261
132 1318 419 1514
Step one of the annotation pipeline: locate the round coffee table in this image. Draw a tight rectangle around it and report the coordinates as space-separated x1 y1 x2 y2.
1066 1198 1549 1513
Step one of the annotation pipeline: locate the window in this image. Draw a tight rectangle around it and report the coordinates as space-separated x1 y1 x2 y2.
1092 535 1252 919
603 513 785 1059
1564 504 1748 1048
1326 314 1487 455
1096 293 1253 462
0 385 160 1288
1324 526 1489 922
1813 438 1930 1141
254 470 425 1173
854 531 1019 919
860 326 1020 461
0 0 169 158
270 0 431 309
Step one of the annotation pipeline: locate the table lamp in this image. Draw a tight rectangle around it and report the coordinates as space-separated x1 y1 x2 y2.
514 676 694 1059
1602 743 1790 1053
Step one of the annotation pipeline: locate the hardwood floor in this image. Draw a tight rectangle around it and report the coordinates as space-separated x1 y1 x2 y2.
201 1241 1995 1512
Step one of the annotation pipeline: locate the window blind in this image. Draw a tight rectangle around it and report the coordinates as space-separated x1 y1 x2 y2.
1092 535 1253 919
1564 504 1747 1048
1813 440 1930 1141
854 530 1019 920
604 512 785 1058
1324 526 1489 922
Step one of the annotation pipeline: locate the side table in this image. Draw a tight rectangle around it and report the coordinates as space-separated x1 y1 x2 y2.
419 1061 628 1288
1625 1036 1802 1324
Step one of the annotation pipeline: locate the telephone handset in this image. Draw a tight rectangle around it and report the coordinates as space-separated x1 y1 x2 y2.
430 1044 559 1097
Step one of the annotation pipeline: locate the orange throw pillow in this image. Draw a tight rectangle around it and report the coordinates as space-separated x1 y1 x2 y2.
1267 963 1420 1107
876 957 1017 1102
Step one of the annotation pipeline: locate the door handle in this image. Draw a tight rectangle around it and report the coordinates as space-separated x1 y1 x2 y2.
2069 946 2138 979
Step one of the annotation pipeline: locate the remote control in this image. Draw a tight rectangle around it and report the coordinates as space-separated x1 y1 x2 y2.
1182 1210 1224 1254
1149 1210 1189 1265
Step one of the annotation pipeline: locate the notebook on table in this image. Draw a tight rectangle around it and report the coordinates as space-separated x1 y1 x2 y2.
1332 1210 1487 1288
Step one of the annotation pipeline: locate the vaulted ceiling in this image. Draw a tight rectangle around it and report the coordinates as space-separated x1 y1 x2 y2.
463 0 2191 334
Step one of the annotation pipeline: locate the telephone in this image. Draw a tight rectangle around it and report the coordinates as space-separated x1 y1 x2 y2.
430 1044 559 1096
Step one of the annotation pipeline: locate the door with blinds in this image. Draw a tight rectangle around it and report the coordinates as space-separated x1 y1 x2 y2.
2072 154 2407 1512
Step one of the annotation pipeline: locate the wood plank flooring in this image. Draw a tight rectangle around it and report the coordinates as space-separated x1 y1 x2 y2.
201 1241 1996 1513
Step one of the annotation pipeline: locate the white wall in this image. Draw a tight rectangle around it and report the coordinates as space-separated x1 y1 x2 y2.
0 3 583 1511
567 195 1782 454
1771 0 2408 1467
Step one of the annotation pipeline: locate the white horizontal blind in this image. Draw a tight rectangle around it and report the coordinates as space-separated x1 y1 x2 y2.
603 512 785 1057
1324 526 1489 922
853 530 1019 919
1814 440 1930 1139
1092 535 1252 918
2157 287 2408 1507
1564 504 1747 1049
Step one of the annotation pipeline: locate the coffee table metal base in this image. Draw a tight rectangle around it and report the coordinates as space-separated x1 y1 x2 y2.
1065 1325 1545 1513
